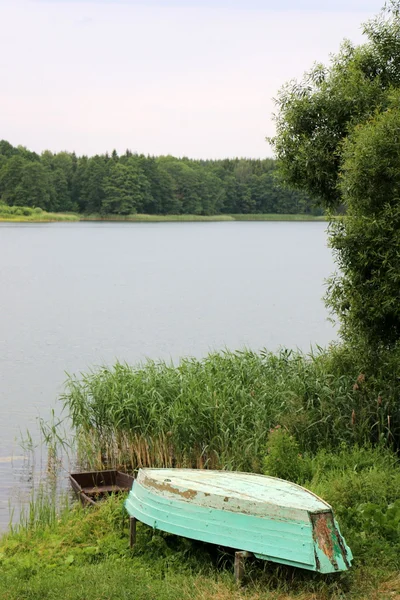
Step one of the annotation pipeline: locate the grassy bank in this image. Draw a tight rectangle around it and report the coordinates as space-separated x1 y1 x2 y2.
2 443 400 599
0 207 327 223
230 214 326 221
3 345 400 598
81 213 235 222
76 213 327 222
0 206 79 222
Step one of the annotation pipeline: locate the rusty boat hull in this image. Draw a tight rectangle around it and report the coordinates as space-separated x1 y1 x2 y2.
124 468 352 573
70 470 134 506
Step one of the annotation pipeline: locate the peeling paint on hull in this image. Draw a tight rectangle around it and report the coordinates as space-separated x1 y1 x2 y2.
125 468 353 574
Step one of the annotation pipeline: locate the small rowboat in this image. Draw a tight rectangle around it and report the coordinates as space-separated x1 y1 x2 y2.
70 470 134 506
125 468 352 575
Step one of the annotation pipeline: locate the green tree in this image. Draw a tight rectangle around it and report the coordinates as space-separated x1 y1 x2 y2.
0 140 19 159
72 156 88 212
198 170 225 215
133 156 177 214
0 155 26 204
81 156 109 213
50 168 71 212
270 2 400 349
0 156 50 207
4 161 53 209
102 161 151 215
155 166 179 214
269 2 400 210
160 159 200 214
40 150 76 211
0 140 314 217
328 96 400 348
19 162 53 209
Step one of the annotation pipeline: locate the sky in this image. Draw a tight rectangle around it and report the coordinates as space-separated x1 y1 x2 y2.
0 0 385 159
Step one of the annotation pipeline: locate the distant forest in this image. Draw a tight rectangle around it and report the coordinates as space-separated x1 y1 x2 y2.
0 140 321 216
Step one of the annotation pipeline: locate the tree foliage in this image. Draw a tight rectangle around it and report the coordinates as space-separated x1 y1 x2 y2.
270 1 400 349
329 97 400 347
0 142 318 217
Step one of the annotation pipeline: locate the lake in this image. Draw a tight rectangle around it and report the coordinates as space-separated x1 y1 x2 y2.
0 221 336 529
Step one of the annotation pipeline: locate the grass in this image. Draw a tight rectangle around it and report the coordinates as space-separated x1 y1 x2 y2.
0 206 79 222
2 444 400 599
230 214 326 221
80 213 327 222
4 344 400 598
0 207 327 223
81 213 235 222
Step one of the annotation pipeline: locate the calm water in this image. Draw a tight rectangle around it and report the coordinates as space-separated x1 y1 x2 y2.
0 221 336 528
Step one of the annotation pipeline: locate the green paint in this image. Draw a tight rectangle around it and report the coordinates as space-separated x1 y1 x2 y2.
125 469 352 574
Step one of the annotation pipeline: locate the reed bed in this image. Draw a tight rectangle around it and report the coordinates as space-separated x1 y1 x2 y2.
230 213 326 221
81 213 326 222
62 347 398 473
81 213 234 222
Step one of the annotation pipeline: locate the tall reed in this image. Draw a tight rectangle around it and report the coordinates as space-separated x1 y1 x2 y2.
61 347 400 473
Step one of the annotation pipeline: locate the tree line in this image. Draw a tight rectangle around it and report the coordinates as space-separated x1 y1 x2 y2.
0 140 319 216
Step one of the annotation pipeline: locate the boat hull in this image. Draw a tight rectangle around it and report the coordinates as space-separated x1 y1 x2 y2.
125 469 352 573
70 470 134 506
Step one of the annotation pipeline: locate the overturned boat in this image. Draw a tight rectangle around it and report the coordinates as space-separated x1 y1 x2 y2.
125 468 352 574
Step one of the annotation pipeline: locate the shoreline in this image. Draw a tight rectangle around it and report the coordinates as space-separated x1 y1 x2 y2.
2 345 400 599
0 213 327 223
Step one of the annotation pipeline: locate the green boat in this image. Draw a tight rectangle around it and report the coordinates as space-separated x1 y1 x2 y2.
125 468 352 575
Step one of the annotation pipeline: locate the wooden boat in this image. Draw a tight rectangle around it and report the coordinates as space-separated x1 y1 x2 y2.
125 468 352 574
70 470 134 506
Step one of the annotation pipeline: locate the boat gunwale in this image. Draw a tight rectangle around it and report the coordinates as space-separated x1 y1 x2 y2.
69 474 97 506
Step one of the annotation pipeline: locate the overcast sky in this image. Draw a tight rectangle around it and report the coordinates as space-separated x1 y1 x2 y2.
0 0 384 158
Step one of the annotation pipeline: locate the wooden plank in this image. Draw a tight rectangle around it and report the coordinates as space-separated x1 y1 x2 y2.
82 485 125 495
234 551 252 584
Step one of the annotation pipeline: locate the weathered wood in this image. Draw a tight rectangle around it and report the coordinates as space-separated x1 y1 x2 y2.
69 470 134 506
82 485 125 495
125 468 353 574
129 517 137 548
234 551 252 584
